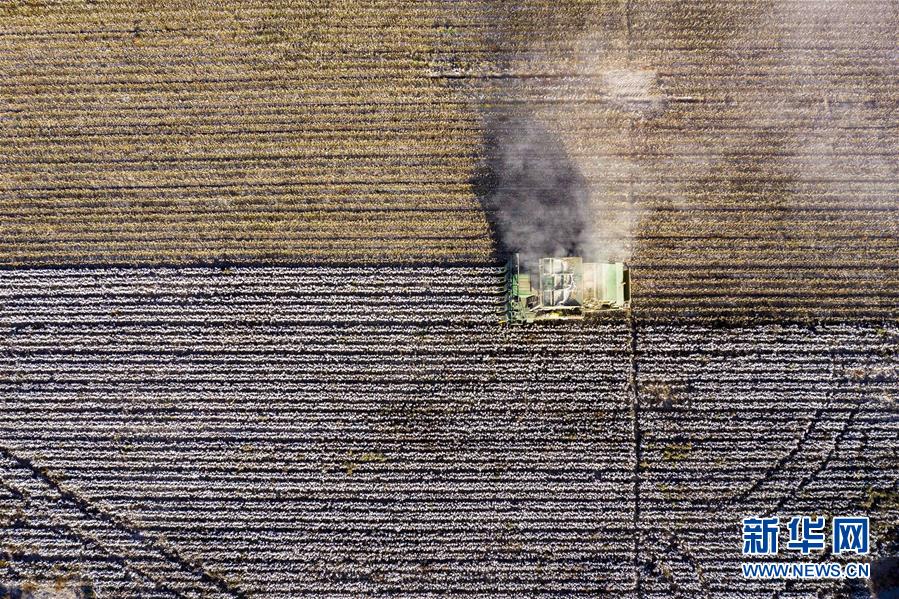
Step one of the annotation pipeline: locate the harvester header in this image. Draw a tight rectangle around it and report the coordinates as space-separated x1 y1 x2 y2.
504 254 630 323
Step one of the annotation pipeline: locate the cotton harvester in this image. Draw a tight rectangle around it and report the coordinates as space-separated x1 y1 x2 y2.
504 254 630 323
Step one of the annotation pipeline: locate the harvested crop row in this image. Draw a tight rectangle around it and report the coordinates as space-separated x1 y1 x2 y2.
2 1 896 321
0 0 494 267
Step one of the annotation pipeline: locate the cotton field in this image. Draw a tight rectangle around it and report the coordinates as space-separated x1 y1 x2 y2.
1 0 897 597
0 268 895 597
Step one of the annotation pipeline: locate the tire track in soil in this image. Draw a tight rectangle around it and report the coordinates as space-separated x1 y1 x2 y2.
767 407 861 517
631 314 711 599
640 529 711 599
0 490 178 598
627 310 643 596
0 445 246 598
722 336 860 515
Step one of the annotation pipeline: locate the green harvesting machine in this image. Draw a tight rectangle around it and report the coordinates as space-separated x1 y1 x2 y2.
504 254 630 323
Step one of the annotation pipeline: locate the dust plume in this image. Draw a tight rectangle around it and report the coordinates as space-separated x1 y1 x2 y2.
480 113 595 264
477 26 664 265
